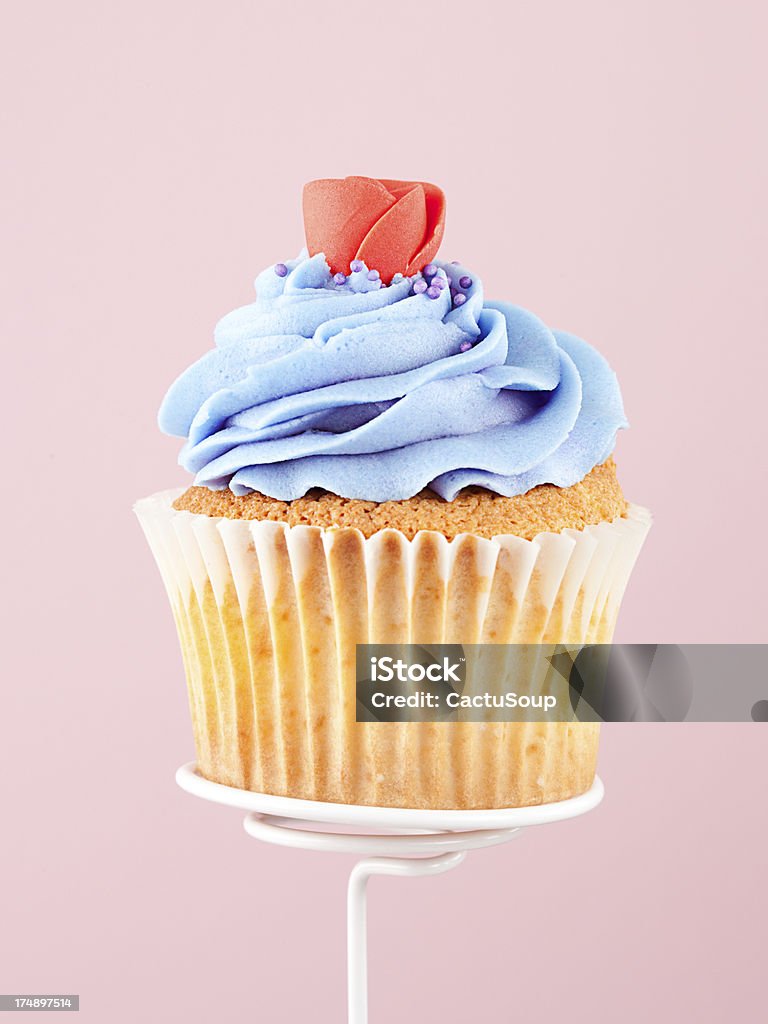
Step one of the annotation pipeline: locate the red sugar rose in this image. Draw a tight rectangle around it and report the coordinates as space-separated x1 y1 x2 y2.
302 176 446 283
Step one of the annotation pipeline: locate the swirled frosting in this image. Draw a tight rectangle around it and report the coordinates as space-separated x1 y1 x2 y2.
159 253 626 502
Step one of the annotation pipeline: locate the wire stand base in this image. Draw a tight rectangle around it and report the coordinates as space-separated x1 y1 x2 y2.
176 763 604 1024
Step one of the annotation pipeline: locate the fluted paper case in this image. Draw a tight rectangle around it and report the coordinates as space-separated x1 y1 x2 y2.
136 490 650 809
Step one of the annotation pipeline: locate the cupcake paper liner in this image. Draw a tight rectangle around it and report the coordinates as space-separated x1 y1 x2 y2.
136 490 651 809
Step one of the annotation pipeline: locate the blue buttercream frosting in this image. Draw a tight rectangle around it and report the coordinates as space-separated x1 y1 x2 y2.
158 253 627 501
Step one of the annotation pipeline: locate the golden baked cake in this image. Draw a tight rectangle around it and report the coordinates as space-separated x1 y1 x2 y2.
136 176 650 809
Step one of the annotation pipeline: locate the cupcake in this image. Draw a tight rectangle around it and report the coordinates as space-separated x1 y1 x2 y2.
136 176 650 809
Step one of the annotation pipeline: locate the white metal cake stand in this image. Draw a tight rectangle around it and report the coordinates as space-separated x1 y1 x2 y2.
176 762 604 1024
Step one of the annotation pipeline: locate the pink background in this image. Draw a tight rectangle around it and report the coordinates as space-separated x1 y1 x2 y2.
2 2 766 1021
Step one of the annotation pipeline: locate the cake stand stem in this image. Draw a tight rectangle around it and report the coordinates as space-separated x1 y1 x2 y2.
347 851 467 1024
174 764 604 1023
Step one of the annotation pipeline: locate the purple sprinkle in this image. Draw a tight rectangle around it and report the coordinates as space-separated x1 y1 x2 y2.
459 275 472 289
453 292 467 306
413 279 428 294
350 259 364 273
274 263 288 278
459 341 472 352
426 285 441 299
423 263 437 278
333 272 346 285
450 287 459 299
367 268 380 281
431 276 446 291
450 260 460 265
